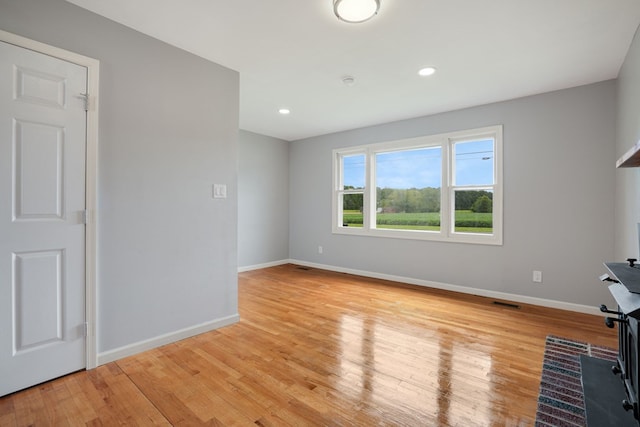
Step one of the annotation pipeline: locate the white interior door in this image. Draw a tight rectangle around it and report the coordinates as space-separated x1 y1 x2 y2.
0 41 88 396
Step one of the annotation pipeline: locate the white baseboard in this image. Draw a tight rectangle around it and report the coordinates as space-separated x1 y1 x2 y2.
96 314 240 366
288 259 603 316
238 259 290 272
98 260 600 366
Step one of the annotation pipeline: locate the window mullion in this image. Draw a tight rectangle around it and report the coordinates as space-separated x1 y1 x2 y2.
333 153 341 231
336 190 344 229
365 149 376 230
441 139 451 237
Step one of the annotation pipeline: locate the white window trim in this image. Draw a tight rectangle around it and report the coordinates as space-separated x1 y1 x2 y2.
332 125 503 245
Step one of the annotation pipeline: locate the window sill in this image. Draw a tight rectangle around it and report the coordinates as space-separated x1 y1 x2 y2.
332 226 503 246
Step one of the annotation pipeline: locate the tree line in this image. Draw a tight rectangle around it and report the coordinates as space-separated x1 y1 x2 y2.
343 187 493 213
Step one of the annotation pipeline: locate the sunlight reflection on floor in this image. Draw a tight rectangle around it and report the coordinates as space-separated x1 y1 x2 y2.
336 314 493 425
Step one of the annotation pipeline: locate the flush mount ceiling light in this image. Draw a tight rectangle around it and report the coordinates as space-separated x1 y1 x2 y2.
418 67 437 77
333 0 380 23
278 108 290 115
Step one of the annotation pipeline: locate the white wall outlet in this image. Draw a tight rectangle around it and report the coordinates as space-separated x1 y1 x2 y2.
533 270 543 283
318 246 323 254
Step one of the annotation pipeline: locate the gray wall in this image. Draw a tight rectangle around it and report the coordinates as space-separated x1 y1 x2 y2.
0 0 239 353
290 81 617 308
238 130 289 268
616 27 640 262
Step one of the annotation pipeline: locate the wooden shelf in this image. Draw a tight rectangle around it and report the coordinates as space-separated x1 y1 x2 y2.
617 141 640 168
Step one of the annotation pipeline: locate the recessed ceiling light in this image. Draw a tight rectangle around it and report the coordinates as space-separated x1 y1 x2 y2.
278 108 291 115
418 67 436 77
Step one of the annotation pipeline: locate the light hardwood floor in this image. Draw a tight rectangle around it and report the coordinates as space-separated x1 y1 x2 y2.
0 264 618 426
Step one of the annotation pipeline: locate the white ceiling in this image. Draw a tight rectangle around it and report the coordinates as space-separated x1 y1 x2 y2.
65 0 640 141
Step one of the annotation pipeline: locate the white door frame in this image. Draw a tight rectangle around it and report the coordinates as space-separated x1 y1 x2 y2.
0 30 99 369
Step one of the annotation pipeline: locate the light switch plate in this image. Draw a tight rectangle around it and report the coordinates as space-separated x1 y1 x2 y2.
213 184 227 199
533 270 542 283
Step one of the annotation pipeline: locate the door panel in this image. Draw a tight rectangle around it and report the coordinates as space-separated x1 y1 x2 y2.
14 120 64 219
0 41 87 396
13 249 64 352
15 65 67 109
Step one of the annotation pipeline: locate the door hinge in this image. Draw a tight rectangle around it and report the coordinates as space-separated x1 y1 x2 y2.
77 93 90 111
81 209 89 224
83 322 89 337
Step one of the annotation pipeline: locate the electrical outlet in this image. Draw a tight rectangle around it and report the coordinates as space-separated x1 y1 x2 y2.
533 270 543 283
318 246 323 254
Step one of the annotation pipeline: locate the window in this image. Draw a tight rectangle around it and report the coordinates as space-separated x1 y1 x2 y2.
339 153 365 228
332 125 502 245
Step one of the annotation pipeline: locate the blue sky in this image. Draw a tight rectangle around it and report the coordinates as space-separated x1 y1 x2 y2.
343 139 493 189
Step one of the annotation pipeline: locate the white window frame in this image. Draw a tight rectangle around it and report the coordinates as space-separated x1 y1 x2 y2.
332 125 503 245
334 148 368 229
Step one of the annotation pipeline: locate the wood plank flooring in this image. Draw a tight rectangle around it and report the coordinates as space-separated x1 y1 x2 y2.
1 264 618 426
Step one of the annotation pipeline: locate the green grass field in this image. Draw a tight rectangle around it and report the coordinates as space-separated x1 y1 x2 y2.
342 210 492 233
